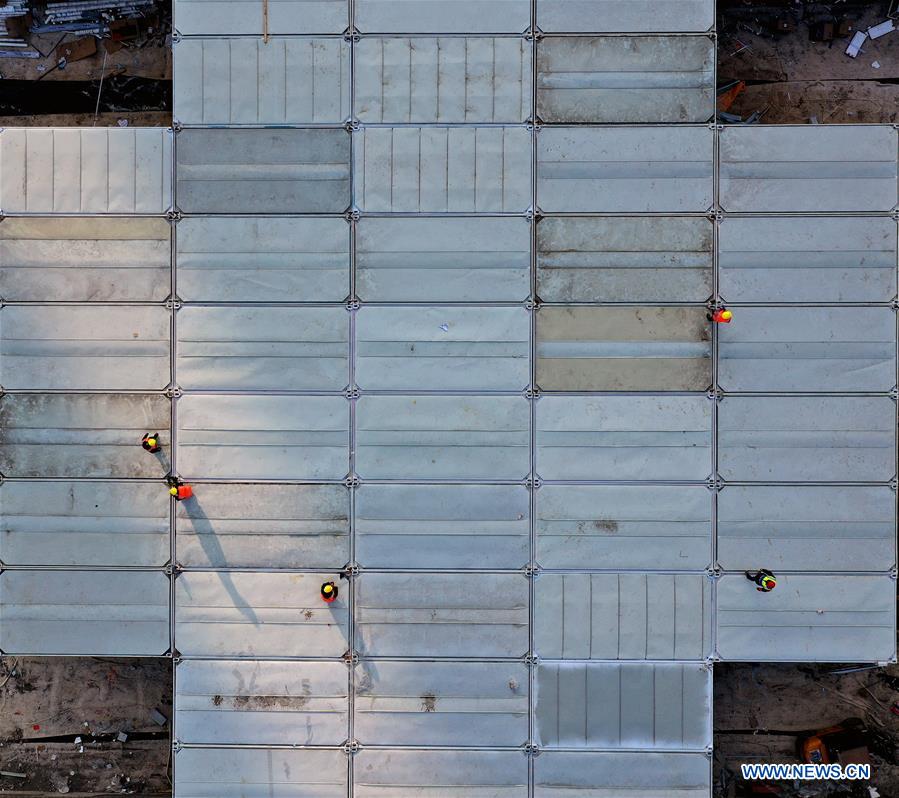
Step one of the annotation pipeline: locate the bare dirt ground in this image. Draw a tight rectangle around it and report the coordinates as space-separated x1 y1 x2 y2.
0 657 172 796
718 2 899 123
715 663 899 797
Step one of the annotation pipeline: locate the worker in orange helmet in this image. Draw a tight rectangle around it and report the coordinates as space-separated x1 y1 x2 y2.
710 307 733 324
166 477 193 502
141 432 162 453
746 569 776 592
320 581 338 603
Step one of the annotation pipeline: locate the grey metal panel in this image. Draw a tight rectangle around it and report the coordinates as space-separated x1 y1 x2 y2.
356 395 530 480
535 751 711 797
537 396 712 481
538 1 714 33
355 0 530 33
718 307 896 393
176 571 349 656
719 126 899 213
355 572 529 657
177 306 349 391
1 306 170 390
0 570 169 655
356 306 530 391
537 127 713 213
535 662 711 749
356 217 530 302
0 128 172 214
177 395 349 480
176 129 350 214
354 661 528 746
355 38 531 123
174 0 347 35
538 37 714 124
537 485 711 570
355 127 531 212
0 481 169 567
356 484 529 568
176 483 349 569
718 217 898 304
354 750 527 797
535 574 710 660
0 394 171 478
717 574 896 663
174 38 349 125
175 747 348 798
536 307 711 392
537 216 713 304
176 660 348 745
0 217 171 302
717 486 896 572
718 396 897 482
176 216 349 303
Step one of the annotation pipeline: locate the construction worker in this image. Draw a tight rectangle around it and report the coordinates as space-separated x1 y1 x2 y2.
709 307 733 324
320 581 338 603
746 569 777 592
166 477 193 502
141 432 162 453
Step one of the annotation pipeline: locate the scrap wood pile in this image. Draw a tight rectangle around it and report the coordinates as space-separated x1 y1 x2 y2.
1 0 166 59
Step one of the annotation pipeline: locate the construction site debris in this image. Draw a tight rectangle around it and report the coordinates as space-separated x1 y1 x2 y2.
846 30 868 56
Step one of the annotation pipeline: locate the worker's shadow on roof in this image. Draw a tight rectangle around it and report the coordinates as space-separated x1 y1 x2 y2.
180 497 260 627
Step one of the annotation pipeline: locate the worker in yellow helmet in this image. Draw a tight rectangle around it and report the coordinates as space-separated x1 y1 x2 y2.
141 432 162 453
320 581 338 603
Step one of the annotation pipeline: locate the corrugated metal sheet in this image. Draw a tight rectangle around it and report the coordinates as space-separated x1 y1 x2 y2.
718 396 897 482
177 306 349 391
176 483 349 568
174 0 347 35
176 571 349 656
1 306 170 390
536 396 712 481
175 748 347 798
354 750 527 797
177 395 349 480
536 485 711 570
535 662 711 749
717 486 896 572
356 395 530 480
0 481 169 567
0 394 171 478
535 751 711 797
0 217 170 302
537 127 713 212
538 0 715 33
538 36 714 124
356 217 530 302
176 128 350 213
537 216 713 303
535 574 710 660
536 307 711 391
716 574 896 662
355 572 529 657
355 37 530 123
356 484 529 568
355 0 530 33
354 127 531 212
0 570 169 655
174 38 350 125
719 126 899 213
0 128 172 214
718 217 898 303
354 661 528 745
356 306 530 391
175 660 348 745
718 307 896 392
176 216 350 303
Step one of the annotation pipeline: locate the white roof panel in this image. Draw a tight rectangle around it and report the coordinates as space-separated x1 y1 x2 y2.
538 0 714 33
174 0 347 35
355 0 530 33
